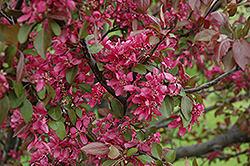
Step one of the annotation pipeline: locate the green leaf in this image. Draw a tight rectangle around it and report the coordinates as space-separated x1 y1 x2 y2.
102 160 116 166
0 95 10 125
111 99 124 118
79 19 90 39
75 107 82 118
5 45 17 68
34 29 52 60
127 163 134 166
122 128 132 141
48 106 62 121
23 48 38 56
18 23 35 44
37 87 46 99
81 103 91 112
48 120 58 130
78 82 92 94
151 143 162 159
181 96 193 121
20 99 33 123
45 83 55 100
89 42 104 54
67 108 76 125
179 87 186 97
137 155 154 164
55 121 66 140
86 34 94 41
165 150 176 163
131 64 147 75
182 114 192 128
184 76 199 89
193 93 203 104
66 65 79 84
160 96 175 118
127 148 138 157
145 126 156 138
9 89 26 108
49 20 61 36
136 131 145 141
14 82 23 97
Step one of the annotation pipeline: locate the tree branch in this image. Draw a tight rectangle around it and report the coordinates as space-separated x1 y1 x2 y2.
172 124 250 161
80 38 128 111
185 67 240 93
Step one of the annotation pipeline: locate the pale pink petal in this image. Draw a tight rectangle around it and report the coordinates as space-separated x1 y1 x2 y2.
37 1 46 13
66 0 76 10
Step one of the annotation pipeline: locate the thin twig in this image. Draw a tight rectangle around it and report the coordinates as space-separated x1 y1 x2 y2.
80 38 128 111
185 67 240 93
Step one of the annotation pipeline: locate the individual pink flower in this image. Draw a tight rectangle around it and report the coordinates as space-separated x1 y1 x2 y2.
168 115 192 136
0 71 9 98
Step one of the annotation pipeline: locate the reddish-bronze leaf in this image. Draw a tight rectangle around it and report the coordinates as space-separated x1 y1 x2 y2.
159 5 166 28
211 11 228 27
193 29 217 43
81 142 110 156
232 39 250 70
23 132 35 150
13 122 32 137
175 20 193 28
98 108 110 116
222 50 236 72
239 119 248 133
16 52 26 85
214 39 230 64
188 0 201 10
132 18 138 31
136 0 151 13
48 13 69 20
147 14 162 31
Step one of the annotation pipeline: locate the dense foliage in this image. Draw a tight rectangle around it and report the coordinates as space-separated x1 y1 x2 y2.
0 0 250 165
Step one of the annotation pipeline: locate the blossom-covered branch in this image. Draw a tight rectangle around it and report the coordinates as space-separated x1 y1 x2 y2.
80 38 128 109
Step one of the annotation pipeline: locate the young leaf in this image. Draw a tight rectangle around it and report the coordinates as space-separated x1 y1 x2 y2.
151 142 162 159
48 106 62 121
67 108 76 125
184 75 199 89
66 65 79 84
81 142 110 155
214 39 230 64
37 87 46 99
78 82 92 94
108 145 120 159
136 0 150 13
211 11 228 27
13 122 32 137
160 96 175 118
232 39 250 70
127 148 138 157
34 29 52 60
75 107 82 118
131 64 147 75
137 155 154 164
222 50 236 72
20 99 33 123
49 19 61 36
0 95 10 125
181 96 193 121
193 29 217 43
3 23 20 46
165 150 176 163
18 23 35 44
136 131 145 141
45 83 56 100
16 52 26 85
111 99 124 118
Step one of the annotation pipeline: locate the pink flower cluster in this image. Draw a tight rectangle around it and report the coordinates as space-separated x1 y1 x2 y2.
0 71 9 98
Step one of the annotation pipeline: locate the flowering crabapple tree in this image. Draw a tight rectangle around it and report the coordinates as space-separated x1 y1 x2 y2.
0 0 250 165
